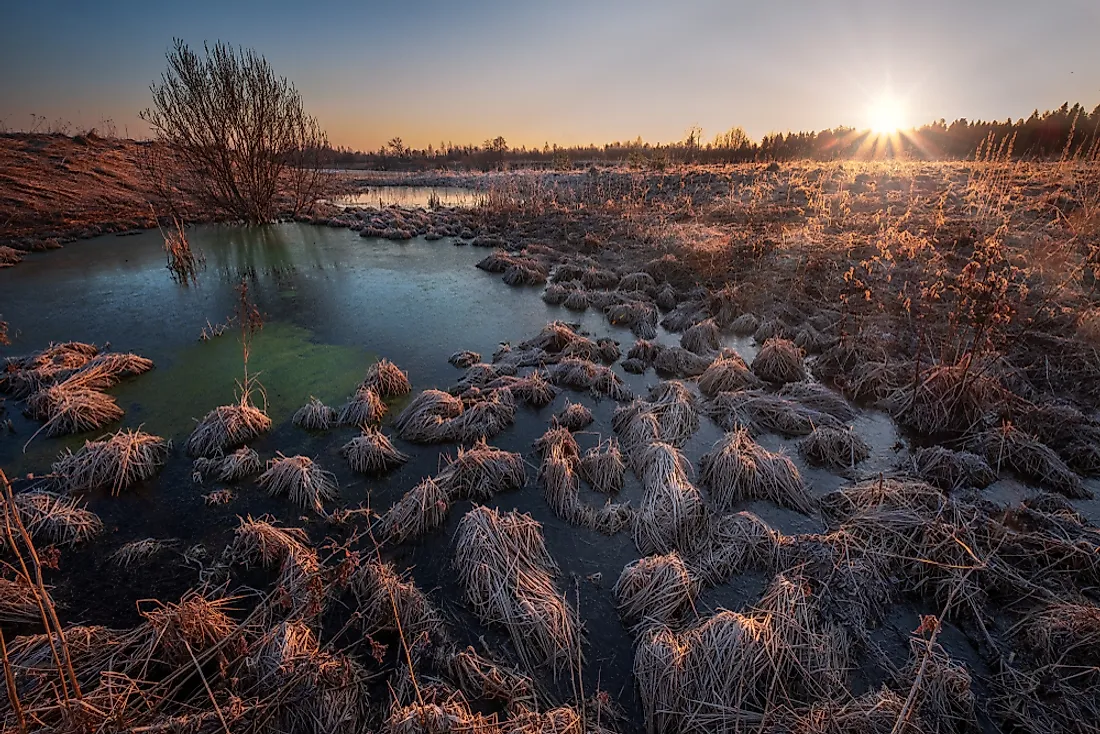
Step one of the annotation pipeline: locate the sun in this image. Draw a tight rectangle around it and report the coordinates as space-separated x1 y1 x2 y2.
868 93 906 134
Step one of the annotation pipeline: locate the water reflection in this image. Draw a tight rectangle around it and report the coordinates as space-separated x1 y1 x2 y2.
335 185 478 209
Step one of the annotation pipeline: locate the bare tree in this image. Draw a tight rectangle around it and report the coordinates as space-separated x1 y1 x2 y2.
141 39 330 223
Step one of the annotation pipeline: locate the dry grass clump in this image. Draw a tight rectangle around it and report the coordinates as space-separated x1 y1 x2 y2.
707 389 841 436
887 362 1004 435
543 282 571 305
443 647 536 706
633 442 708 555
503 261 548 286
700 429 812 512
535 425 581 461
379 477 451 544
628 339 662 364
777 380 857 421
228 515 323 618
898 636 979 734
186 399 271 457
660 300 707 333
249 619 370 733
519 320 594 355
553 400 593 430
596 337 621 363
680 318 721 355
258 453 339 511
111 537 175 567
563 288 591 311
580 439 626 494
905 446 996 491
351 560 441 641
454 362 510 391
619 271 657 292
635 574 847 734
2 490 103 546
454 506 581 676
192 445 262 482
383 690 498 734
52 428 169 494
606 300 659 339
1017 601 1100 668
622 357 647 374
449 350 481 368
489 371 559 407
203 488 234 505
24 384 124 436
435 438 525 500
653 346 712 377
970 423 1086 498
67 352 154 389
548 357 633 401
342 426 409 474
614 552 697 630
0 576 41 624
539 441 591 527
697 351 761 396
798 426 871 469
134 592 236 664
729 312 759 335
293 395 336 430
394 389 465 442
751 337 807 384
337 386 387 426
2 341 99 396
448 388 516 441
362 357 412 397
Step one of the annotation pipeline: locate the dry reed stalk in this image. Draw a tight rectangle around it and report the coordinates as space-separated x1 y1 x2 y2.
132 592 235 665
435 439 525 500
2 491 102 547
798 426 872 470
337 386 387 427
342 426 409 475
4 624 127 705
111 537 176 567
553 400 594 430
228 515 311 568
613 552 697 631
680 318 721 355
186 400 271 458
697 352 762 396
52 428 169 494
707 389 841 436
579 440 626 494
904 446 996 491
777 381 857 421
258 453 338 511
394 389 465 443
454 507 581 678
971 424 1087 498
449 350 482 369
898 634 978 734
379 477 451 544
1017 601 1100 668
24 384 124 436
293 396 336 430
192 446 262 483
362 358 411 397
751 337 807 384
700 429 813 512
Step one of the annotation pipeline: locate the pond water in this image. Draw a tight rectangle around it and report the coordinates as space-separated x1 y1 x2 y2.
2 222 1081 726
334 185 479 209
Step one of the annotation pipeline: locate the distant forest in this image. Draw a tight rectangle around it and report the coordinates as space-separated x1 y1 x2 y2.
332 101 1100 170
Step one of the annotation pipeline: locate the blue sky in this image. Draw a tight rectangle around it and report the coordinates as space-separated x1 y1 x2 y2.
2 0 1098 149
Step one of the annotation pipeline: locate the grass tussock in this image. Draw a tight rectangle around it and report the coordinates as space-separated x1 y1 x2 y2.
350 560 440 640
192 445 262 482
548 357 633 401
362 357 411 397
258 453 339 511
2 490 103 547
293 395 337 430
342 425 409 474
707 389 841 436
337 386 387 427
448 350 481 369
606 300 659 339
379 477 450 544
52 428 169 494
454 506 582 677
777 380 857 421
970 423 1086 498
0 576 41 624
553 400 594 430
751 337 807 384
111 537 176 567
887 362 1005 436
697 351 762 396
394 389 465 443
700 428 813 512
488 371 559 407
186 399 271 457
653 346 713 377
580 439 626 494
436 438 526 500
24 384 124 437
905 445 996 491
798 426 871 470
680 318 721 355
614 552 697 631
633 442 708 555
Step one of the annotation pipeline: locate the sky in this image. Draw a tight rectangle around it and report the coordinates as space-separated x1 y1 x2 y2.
2 0 1099 150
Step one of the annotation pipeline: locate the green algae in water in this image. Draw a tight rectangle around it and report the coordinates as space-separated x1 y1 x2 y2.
112 322 368 440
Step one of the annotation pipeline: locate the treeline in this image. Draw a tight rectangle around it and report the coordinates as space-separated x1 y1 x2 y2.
330 101 1100 170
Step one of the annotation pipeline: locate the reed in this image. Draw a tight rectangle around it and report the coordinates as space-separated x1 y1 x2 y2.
337 386 387 427
186 399 271 458
293 395 337 430
257 453 339 511
579 439 626 494
798 426 871 470
435 438 526 500
614 552 697 631
342 425 409 474
52 428 169 494
362 358 412 397
379 477 451 544
192 445 262 482
751 337 807 384
553 400 594 430
700 429 813 512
